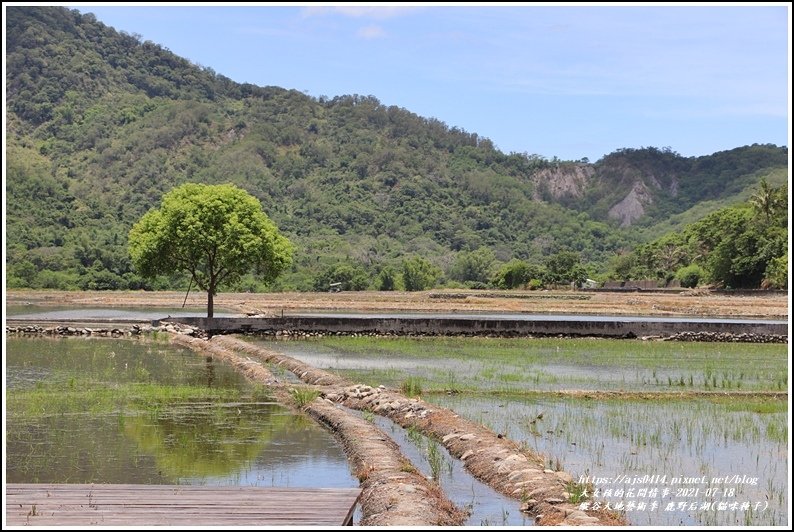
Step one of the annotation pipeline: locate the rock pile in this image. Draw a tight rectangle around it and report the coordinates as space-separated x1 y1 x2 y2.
6 321 205 338
8 324 131 337
663 331 785 343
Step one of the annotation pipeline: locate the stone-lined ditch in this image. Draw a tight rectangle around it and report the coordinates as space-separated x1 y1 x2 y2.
169 334 465 526
207 335 624 526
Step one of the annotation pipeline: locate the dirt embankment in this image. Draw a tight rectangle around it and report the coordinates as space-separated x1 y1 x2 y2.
211 336 625 526
170 334 465 526
6 289 788 320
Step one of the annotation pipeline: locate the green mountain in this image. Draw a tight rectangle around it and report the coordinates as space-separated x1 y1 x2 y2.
5 7 788 291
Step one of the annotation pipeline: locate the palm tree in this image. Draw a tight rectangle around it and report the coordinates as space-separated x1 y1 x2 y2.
750 178 779 223
655 243 684 276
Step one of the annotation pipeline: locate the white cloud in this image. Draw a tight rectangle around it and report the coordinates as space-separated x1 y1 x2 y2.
357 25 387 39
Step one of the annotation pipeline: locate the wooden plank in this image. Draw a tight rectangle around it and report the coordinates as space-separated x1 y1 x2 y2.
6 484 361 526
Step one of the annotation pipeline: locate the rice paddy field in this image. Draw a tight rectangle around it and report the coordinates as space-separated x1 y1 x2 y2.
258 336 788 393
256 336 790 526
5 337 358 489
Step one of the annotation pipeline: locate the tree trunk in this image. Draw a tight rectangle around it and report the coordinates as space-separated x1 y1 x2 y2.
207 266 216 319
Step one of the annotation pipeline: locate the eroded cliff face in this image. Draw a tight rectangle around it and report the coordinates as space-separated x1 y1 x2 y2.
530 158 683 227
595 156 681 227
532 164 595 201
608 180 654 227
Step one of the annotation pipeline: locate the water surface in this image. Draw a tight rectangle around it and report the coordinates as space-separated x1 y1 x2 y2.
430 393 787 526
6 337 357 490
254 337 787 392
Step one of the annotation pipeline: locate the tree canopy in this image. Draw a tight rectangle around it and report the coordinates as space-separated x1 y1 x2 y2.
402 256 441 292
128 183 293 316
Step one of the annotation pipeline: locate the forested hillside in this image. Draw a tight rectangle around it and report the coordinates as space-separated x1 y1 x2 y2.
5 7 788 291
609 179 788 289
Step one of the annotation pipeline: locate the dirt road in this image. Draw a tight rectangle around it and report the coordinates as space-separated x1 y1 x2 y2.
6 289 788 319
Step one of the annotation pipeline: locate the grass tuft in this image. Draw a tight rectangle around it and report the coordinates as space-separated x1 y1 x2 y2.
290 387 320 408
400 377 423 397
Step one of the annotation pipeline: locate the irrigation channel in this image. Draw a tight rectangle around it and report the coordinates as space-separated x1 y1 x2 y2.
6 307 788 526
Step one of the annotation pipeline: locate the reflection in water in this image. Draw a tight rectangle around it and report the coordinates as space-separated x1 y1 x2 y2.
205 356 215 387
368 414 532 526
6 337 249 389
123 403 284 480
6 337 358 490
257 338 786 392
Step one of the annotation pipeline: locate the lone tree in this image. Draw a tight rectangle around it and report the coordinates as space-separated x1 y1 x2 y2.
129 183 293 317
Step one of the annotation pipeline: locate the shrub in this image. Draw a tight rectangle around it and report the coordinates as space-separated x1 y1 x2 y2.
313 263 369 291
493 259 530 289
675 264 706 288
763 255 787 289
376 266 401 291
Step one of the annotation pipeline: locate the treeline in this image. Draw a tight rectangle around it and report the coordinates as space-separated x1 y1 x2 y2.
269 248 591 293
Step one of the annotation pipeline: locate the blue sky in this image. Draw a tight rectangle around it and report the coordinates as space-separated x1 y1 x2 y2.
72 3 789 162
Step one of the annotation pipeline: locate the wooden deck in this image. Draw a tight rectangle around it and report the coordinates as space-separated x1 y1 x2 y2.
6 484 361 526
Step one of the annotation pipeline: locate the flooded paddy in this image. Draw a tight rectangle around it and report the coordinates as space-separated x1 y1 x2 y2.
365 412 533 526
255 336 788 526
255 336 787 392
5 337 357 489
6 329 787 526
430 394 787 526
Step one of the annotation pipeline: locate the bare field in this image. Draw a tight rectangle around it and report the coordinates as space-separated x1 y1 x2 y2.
5 288 788 319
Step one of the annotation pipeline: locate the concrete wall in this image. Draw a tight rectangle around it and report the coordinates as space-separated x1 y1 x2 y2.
173 316 787 339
